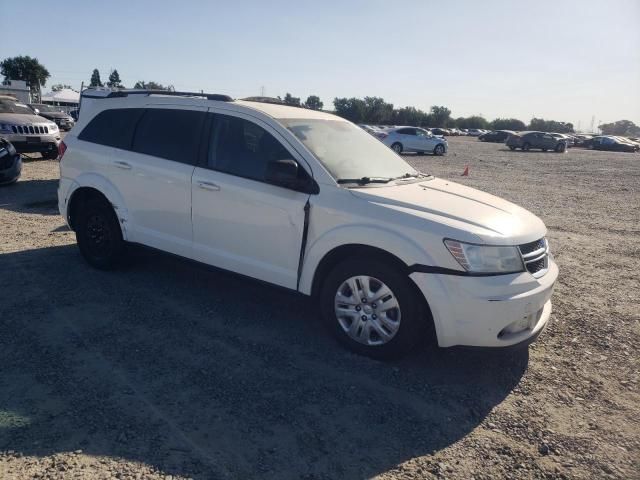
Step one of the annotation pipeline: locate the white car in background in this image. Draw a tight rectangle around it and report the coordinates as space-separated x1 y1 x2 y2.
379 126 448 155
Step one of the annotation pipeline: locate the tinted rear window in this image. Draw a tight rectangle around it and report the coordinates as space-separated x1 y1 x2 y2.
79 108 144 149
132 109 205 165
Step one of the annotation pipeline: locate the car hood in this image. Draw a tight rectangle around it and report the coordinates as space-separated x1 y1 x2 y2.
349 177 546 245
0 113 55 125
37 111 70 119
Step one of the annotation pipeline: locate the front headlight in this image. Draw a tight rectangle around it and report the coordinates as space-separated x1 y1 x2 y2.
444 239 524 274
0 123 13 134
49 123 58 132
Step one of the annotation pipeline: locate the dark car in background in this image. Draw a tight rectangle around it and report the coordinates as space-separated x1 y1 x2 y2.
589 136 639 152
506 131 568 152
430 128 450 136
478 130 515 142
0 138 22 185
28 104 75 131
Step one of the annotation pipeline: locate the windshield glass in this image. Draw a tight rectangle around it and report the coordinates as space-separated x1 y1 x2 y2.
281 118 418 181
0 100 34 115
31 104 55 112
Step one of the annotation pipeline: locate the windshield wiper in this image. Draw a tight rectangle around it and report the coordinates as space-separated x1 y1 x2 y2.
336 176 394 185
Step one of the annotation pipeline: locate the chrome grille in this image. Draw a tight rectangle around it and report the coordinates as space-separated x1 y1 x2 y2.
519 238 548 277
10 124 49 135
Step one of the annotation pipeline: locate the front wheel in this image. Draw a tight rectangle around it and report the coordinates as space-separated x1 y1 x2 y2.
433 144 445 156
320 257 429 359
509 146 516 151
391 142 403 154
555 143 567 153
42 150 59 160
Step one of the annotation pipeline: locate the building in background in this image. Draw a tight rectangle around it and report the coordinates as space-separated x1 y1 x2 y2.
0 80 31 103
41 88 80 114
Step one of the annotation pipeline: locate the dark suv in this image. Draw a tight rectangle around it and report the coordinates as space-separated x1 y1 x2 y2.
506 131 568 152
29 104 75 131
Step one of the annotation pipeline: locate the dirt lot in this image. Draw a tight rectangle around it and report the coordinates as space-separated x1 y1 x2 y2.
0 136 638 479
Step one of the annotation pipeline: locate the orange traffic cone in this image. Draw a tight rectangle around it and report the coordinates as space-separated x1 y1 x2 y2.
461 165 469 176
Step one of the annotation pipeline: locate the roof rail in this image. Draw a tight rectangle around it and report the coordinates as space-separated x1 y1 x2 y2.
241 96 286 106
81 88 233 102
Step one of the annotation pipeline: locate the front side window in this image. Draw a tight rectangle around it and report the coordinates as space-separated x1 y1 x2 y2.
211 114 293 182
281 118 418 181
79 108 144 149
132 108 205 165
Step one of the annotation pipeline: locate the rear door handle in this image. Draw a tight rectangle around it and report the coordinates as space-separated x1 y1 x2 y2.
197 181 220 191
113 161 132 170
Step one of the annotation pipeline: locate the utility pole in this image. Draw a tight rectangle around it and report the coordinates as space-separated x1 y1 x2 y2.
260 85 265 96
590 115 595 133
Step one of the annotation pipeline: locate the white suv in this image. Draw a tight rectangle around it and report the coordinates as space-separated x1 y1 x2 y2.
58 89 558 359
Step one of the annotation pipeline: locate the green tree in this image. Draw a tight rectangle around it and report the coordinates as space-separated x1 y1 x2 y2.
90 69 103 87
133 81 174 91
333 97 368 123
107 69 123 88
363 96 394 124
529 118 574 133
429 106 452 127
598 120 640 137
0 55 50 102
490 118 526 131
304 95 323 110
283 93 301 106
51 83 72 92
455 115 490 129
392 106 429 127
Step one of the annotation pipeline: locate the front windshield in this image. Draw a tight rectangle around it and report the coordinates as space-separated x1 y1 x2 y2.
281 118 418 181
0 100 34 115
31 104 55 112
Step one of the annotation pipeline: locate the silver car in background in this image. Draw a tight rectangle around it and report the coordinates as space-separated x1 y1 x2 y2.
379 126 448 155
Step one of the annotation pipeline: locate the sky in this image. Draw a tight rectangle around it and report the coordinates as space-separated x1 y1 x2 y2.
3 0 639 130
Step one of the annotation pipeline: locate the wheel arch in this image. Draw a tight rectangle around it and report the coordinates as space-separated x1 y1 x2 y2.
65 173 129 238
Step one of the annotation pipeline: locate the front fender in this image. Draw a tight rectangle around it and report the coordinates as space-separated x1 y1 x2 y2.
298 223 434 295
64 172 130 240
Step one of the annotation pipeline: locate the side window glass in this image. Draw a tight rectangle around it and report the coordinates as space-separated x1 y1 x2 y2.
132 109 205 165
78 108 144 149
211 115 293 182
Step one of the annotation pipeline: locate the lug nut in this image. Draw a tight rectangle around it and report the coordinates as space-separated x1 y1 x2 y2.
372 314 377 320
355 305 361 311
361 298 367 303
361 315 367 321
372 303 377 309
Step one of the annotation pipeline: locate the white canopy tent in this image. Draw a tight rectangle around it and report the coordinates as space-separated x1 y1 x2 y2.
41 88 80 106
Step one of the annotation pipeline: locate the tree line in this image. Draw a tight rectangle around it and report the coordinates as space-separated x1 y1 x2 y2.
2 55 637 135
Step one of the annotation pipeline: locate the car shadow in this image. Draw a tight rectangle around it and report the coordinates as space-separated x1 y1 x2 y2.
0 178 59 215
0 244 529 479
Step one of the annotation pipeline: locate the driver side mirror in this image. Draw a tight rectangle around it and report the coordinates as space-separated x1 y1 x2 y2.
265 159 318 193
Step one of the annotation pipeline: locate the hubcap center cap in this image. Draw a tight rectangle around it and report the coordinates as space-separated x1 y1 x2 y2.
363 305 373 314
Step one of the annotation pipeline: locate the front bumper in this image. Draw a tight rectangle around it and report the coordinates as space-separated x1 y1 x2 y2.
410 258 558 348
2 133 61 154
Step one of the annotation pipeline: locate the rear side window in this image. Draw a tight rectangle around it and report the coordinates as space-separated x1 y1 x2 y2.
132 109 206 165
78 108 144 149
396 128 415 135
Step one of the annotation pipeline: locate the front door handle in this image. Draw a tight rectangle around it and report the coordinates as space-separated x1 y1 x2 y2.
113 161 132 170
197 181 221 191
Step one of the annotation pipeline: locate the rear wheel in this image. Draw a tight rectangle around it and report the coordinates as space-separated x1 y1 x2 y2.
542 148 548 152
555 143 566 153
41 150 58 160
434 144 445 156
391 142 403 154
75 197 125 270
509 146 516 151
522 142 531 151
320 257 428 359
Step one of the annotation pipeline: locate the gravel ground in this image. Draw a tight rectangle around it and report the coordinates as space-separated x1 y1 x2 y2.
0 137 638 479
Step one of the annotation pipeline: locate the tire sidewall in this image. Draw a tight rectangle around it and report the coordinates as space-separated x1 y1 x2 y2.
391 143 403 154
319 258 427 359
434 144 445 156
75 198 124 270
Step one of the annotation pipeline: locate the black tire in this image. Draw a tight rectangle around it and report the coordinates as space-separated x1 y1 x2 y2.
541 148 548 152
41 150 58 160
391 142 403 154
555 143 566 153
522 142 531 151
320 257 429 360
433 144 445 156
75 196 125 270
508 146 516 151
